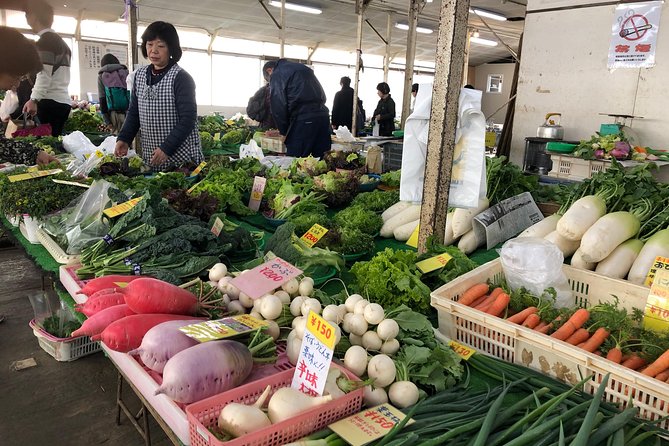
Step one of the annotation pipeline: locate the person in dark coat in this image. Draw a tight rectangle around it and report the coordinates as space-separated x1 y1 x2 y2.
331 76 353 130
373 82 396 137
247 85 276 130
263 59 331 158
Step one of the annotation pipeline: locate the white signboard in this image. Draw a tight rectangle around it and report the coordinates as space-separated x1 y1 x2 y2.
607 1 662 69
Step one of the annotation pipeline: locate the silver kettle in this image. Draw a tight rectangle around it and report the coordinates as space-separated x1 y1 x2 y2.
537 113 564 139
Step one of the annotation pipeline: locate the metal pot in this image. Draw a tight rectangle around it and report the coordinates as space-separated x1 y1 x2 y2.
537 113 564 139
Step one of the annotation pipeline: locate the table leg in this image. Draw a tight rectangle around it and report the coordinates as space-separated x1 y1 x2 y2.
116 371 152 445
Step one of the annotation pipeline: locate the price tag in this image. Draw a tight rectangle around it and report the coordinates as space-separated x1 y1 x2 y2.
89 104 97 113
8 168 62 182
485 131 497 147
213 132 221 141
329 404 413 446
449 340 476 360
27 166 39 172
291 311 335 396
52 179 91 188
179 315 268 342
416 253 453 273
103 197 143 218
113 282 129 288
190 161 206 177
94 150 104 159
248 176 266 212
643 268 669 332
211 217 225 237
300 224 328 247
230 256 302 299
406 224 420 248
187 181 201 194
645 256 669 287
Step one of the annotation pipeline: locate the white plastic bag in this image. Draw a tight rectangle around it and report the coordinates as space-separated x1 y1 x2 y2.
400 83 432 203
372 121 380 137
500 237 573 308
62 131 97 160
334 126 356 142
0 90 19 121
239 139 264 160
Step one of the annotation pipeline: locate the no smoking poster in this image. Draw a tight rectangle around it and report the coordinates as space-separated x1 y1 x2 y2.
608 1 663 69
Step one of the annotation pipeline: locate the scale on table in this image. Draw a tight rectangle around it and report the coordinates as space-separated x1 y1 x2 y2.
598 113 643 145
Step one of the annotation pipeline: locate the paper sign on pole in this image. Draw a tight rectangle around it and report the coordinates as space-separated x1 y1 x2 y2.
179 315 268 342
248 176 266 212
291 311 335 396
329 404 413 446
607 1 662 69
230 256 302 299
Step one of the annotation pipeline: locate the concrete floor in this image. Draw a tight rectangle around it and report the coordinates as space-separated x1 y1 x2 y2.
0 242 173 446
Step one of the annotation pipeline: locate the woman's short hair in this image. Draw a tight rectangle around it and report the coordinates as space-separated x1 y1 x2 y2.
101 53 120 67
376 82 390 95
0 26 43 77
411 83 419 93
25 0 54 28
141 21 182 62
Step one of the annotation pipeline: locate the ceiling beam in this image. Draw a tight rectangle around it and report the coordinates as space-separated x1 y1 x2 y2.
365 18 387 45
307 42 321 63
257 0 282 30
471 11 519 61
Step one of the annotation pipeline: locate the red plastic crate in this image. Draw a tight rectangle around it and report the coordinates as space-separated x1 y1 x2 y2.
186 362 363 446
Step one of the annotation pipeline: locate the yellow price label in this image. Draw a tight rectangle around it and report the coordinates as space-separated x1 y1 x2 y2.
89 104 97 113
406 224 420 248
645 256 669 287
103 197 143 218
27 166 39 172
449 340 476 360
300 224 328 247
179 315 268 342
8 168 62 182
485 131 497 147
52 179 91 188
306 311 336 350
416 253 453 274
114 282 129 288
191 161 206 177
644 268 669 332
329 404 413 446
187 181 201 194
95 150 104 159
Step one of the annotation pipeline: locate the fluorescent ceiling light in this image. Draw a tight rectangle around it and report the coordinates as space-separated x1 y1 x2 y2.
269 1 322 15
470 36 498 47
395 23 433 34
469 8 507 21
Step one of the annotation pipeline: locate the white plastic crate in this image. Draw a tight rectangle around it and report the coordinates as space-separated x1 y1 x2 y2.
431 259 669 429
547 154 608 180
37 228 80 265
260 137 286 153
29 319 101 361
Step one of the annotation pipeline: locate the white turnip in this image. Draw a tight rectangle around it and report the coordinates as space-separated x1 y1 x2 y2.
388 381 420 408
377 319 399 341
348 314 368 336
259 294 283 320
367 354 396 387
353 299 370 315
344 345 368 376
345 294 363 312
361 331 383 351
298 279 313 297
301 297 322 317
363 303 385 325
322 304 341 324
380 339 401 355
208 263 228 282
274 290 291 305
363 386 388 407
282 278 299 296
239 292 255 309
290 296 307 316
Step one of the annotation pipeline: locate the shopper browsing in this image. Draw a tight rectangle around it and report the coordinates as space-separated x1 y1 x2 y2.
246 68 276 130
98 53 130 134
263 59 331 158
115 21 203 171
373 82 396 137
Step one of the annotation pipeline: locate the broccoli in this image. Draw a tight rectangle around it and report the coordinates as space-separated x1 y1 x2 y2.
265 222 345 271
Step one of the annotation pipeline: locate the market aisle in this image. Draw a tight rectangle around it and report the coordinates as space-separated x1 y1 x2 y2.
0 244 172 446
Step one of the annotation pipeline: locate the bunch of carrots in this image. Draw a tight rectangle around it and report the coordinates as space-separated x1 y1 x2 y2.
458 282 669 382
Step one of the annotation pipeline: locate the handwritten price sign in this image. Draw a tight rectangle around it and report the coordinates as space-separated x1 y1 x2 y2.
248 176 266 212
211 217 224 237
307 311 336 350
644 268 669 332
449 340 476 360
329 404 413 446
300 224 328 247
291 311 335 396
415 253 453 273
230 257 302 299
645 256 669 287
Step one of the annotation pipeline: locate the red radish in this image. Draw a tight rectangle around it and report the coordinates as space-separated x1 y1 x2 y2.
121 278 198 315
75 292 125 317
87 287 122 301
71 304 135 338
78 275 143 296
93 314 200 352
128 320 200 373
155 340 253 404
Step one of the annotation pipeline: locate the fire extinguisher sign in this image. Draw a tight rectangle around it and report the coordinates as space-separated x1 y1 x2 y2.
607 1 662 69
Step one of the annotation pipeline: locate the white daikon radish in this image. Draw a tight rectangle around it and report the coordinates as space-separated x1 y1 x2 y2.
596 239 644 279
218 385 272 437
457 229 483 255
628 229 669 285
451 198 489 239
268 387 332 423
382 201 412 222
380 204 421 238
518 214 560 238
556 195 606 241
570 248 596 271
544 230 580 257
579 211 640 263
444 212 457 246
394 218 419 242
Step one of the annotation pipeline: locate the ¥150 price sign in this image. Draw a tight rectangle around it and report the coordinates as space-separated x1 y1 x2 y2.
291 311 335 396
300 224 328 247
229 257 302 299
329 404 414 446
307 311 336 350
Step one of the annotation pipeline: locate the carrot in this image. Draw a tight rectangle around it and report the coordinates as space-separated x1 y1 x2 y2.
580 327 610 353
565 328 591 346
458 283 489 306
489 287 505 299
470 294 489 309
606 347 623 364
506 306 538 324
486 292 510 317
593 351 602 356
474 294 498 312
656 369 669 382
537 323 553 334
534 321 548 332
550 308 590 341
642 349 669 377
621 354 647 371
521 313 541 329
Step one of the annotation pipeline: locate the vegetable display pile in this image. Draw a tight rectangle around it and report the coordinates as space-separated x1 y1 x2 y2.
574 132 632 160
63 110 105 134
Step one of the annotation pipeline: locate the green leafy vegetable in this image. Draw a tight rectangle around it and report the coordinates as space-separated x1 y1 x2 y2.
333 205 382 235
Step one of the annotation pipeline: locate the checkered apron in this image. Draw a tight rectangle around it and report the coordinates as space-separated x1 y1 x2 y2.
134 65 203 171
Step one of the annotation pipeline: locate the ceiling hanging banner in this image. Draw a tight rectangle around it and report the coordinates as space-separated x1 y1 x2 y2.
607 1 663 69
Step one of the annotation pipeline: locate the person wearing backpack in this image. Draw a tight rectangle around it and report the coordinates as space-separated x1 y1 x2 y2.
97 54 129 134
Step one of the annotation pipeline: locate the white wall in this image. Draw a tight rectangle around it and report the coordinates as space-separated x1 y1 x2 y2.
474 63 516 122
511 0 669 167
78 41 129 101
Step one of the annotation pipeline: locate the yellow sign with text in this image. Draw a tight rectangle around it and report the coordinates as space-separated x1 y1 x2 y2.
406 224 420 248
449 340 476 360
645 256 669 287
179 315 268 342
8 168 62 183
306 311 336 350
300 224 328 248
329 404 413 446
416 253 453 274
644 268 669 333
191 161 206 177
103 197 143 218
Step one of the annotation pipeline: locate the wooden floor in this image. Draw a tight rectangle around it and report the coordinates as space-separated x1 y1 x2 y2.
0 240 173 446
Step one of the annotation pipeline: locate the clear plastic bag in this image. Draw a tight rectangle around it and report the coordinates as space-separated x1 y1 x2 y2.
500 237 573 308
40 180 112 254
239 139 264 160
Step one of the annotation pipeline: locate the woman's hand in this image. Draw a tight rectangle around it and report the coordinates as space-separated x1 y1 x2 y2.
150 148 168 166
36 150 58 166
375 114 381 121
115 140 129 157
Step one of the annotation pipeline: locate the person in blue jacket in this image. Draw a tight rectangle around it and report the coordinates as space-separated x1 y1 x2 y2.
263 60 331 158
